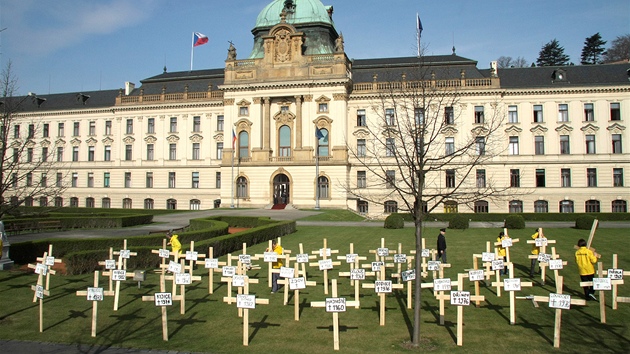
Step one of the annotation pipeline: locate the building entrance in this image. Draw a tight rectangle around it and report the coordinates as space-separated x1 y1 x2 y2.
273 174 290 206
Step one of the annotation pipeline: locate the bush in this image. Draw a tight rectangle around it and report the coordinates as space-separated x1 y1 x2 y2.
384 213 404 229
504 215 526 229
576 214 597 230
448 214 469 229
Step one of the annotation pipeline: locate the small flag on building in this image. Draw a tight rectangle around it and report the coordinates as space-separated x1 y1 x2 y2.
416 13 423 57
232 129 237 150
315 127 324 140
193 32 209 47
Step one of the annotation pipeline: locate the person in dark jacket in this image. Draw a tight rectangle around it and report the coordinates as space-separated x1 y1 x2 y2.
436 228 447 263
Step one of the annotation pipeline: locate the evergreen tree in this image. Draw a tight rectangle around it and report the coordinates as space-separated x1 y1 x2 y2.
536 39 570 66
603 34 630 63
581 33 606 64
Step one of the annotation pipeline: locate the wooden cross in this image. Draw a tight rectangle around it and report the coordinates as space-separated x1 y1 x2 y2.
573 219 601 258
387 243 412 284
494 228 520 264
112 239 138 271
525 276 586 348
339 258 375 308
277 263 316 320
141 274 171 341
454 273 486 346
409 237 432 279
221 253 237 305
195 246 226 294
28 250 58 332
102 250 136 311
491 263 533 324
424 271 459 325
98 247 117 294
390 247 416 309
526 228 557 284
292 243 316 282
254 239 288 288
309 238 340 295
369 237 391 263
547 247 568 285
361 265 404 326
75 271 113 337
310 279 360 351
463 266 493 307
602 254 628 309
183 240 206 275
222 277 269 346
336 243 366 287
164 258 201 314
151 240 175 278
29 245 62 301
580 262 623 324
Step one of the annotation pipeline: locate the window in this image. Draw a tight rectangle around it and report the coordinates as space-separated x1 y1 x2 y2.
558 104 568 122
444 106 454 124
28 124 35 138
215 172 221 188
445 169 455 188
278 125 291 157
612 200 627 213
236 176 248 198
26 172 33 186
444 201 458 213
316 129 328 157
386 138 395 157
357 200 369 214
146 144 154 160
317 176 329 198
104 146 111 161
12 148 17 163
169 144 177 160
584 103 594 121
10 173 17 188
239 106 249 116
475 137 486 155
509 200 523 213
58 122 64 136
192 172 200 188
357 139 366 157
318 103 328 113
43 123 49 138
533 105 544 123
56 172 63 187
147 118 155 133
102 198 111 208
86 197 95 208
508 105 518 123
415 107 425 125
144 198 154 209
72 172 78 187
88 146 95 161
39 197 48 207
72 146 79 161
385 170 396 188
560 135 570 154
105 120 112 135
535 169 545 187
104 172 110 187
146 172 153 188
585 135 596 154
239 131 250 158
612 134 622 154
534 136 545 155
561 168 571 187
40 173 47 187
445 137 455 155
610 103 620 121
55 197 63 207
587 168 597 187
23 197 33 207
123 198 132 209
585 200 600 213
39 147 47 162
125 172 131 188
357 171 366 188
356 109 366 126
474 106 484 124
190 199 201 210
508 136 519 155
73 122 80 136
613 168 624 187
12 124 20 138
217 142 223 160
27 148 33 162
170 117 177 132
384 200 398 213
125 145 133 160
476 169 486 188
217 115 224 131
193 116 201 132
474 200 489 213
534 200 548 213
126 119 133 134
87 172 94 188
192 143 200 160
384 108 395 125
169 172 176 188
70 197 79 208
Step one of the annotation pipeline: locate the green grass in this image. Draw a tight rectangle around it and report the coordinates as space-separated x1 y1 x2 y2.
1 226 629 353
299 208 366 222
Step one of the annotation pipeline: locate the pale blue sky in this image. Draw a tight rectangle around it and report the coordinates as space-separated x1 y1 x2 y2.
1 0 628 96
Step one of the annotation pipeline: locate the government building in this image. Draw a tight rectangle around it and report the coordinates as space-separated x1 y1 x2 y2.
7 0 629 218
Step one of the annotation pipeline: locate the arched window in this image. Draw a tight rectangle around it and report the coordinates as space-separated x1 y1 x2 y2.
534 200 548 213
24 196 34 207
190 199 201 210
317 176 329 199
238 131 249 158
54 197 63 207
144 198 154 209
559 200 574 213
509 200 523 213
39 196 48 207
278 125 291 157
474 200 489 213
70 197 79 207
236 176 248 198
357 200 368 214
384 200 398 213
612 200 627 213
166 198 177 210
122 198 132 209
85 197 95 208
102 198 111 208
585 200 600 213
317 128 329 157
444 201 458 213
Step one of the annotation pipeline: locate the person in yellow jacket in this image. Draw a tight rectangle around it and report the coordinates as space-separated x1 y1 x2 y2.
575 238 598 301
267 239 284 293
166 230 182 259
496 231 508 275
530 228 543 277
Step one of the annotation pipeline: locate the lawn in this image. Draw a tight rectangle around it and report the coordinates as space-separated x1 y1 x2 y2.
0 226 628 354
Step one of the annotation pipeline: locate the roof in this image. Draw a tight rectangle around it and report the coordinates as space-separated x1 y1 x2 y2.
4 89 120 113
254 0 334 29
499 63 630 89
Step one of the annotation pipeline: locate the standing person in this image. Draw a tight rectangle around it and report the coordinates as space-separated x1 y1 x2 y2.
575 238 598 301
530 228 543 277
497 231 508 275
166 229 181 259
267 239 284 293
436 228 447 263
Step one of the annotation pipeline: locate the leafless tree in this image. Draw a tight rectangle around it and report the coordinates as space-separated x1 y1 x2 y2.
497 56 529 68
0 61 67 217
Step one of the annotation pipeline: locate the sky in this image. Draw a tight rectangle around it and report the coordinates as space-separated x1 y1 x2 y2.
1 0 628 96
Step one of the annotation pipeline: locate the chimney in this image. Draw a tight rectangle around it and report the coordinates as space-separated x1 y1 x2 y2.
125 82 136 95
490 61 498 78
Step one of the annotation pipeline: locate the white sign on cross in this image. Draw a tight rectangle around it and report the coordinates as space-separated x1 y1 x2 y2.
310 279 360 351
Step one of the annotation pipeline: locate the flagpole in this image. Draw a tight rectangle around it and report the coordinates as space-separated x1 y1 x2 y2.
416 13 420 57
190 32 194 71
230 150 235 208
315 136 320 210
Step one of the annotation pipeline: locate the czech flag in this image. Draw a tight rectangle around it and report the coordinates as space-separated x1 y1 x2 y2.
193 32 209 47
232 129 237 150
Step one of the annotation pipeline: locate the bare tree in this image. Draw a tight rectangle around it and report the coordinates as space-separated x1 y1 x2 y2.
0 61 67 217
344 57 512 345
603 34 630 63
497 56 529 68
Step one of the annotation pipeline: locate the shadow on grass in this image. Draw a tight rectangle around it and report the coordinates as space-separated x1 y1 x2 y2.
187 294 215 312
250 315 281 344
170 311 206 338
394 289 413 339
518 317 552 346
46 307 89 331
483 297 510 324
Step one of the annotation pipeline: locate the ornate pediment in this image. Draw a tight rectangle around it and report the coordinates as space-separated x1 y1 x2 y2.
313 116 333 128
70 138 82 146
530 124 548 135
440 126 458 136
555 124 573 135
55 139 66 146
504 125 522 134
580 123 599 135
213 133 224 142
40 139 51 148
10 140 21 148
236 99 251 107
101 137 114 145
122 136 135 144
315 95 331 103
144 135 157 144
189 134 204 143
25 140 36 148
353 129 371 139
273 110 296 125
166 135 180 143
236 118 253 131
607 123 626 134
85 137 98 146
471 126 489 136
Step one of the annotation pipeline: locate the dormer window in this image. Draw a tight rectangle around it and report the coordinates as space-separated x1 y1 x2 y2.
553 69 567 82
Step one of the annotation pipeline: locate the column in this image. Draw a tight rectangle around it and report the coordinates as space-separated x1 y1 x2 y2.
295 95 303 149
263 97 271 150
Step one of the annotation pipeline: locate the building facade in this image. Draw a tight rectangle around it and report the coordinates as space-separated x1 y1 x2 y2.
6 0 629 217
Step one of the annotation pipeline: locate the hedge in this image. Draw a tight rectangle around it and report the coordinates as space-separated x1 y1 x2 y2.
396 212 630 222
3 214 153 231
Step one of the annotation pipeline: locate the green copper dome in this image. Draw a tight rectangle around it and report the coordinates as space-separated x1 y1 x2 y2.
254 0 334 28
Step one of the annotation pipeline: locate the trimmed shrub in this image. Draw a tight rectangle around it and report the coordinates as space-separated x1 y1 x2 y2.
384 213 404 229
504 215 526 229
449 214 469 229
576 214 597 230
